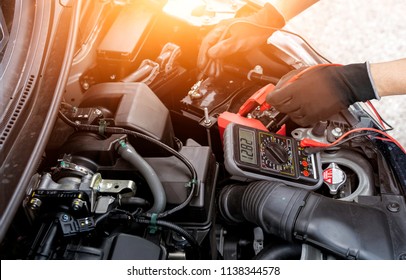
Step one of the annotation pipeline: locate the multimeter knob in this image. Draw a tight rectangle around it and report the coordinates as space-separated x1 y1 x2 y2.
264 142 289 164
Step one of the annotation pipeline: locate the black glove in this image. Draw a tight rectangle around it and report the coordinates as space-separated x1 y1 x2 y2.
197 3 285 78
265 63 377 126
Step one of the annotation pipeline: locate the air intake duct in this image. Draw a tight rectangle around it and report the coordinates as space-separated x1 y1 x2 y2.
219 181 394 259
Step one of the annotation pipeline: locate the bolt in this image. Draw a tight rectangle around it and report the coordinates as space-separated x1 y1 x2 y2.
188 80 203 99
30 198 42 210
95 109 102 116
253 65 263 75
387 202 400 213
331 127 343 138
203 107 212 126
82 81 90 90
72 198 84 211
61 214 70 222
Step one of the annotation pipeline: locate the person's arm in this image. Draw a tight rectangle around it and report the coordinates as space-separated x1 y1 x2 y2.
370 59 406 97
265 59 406 127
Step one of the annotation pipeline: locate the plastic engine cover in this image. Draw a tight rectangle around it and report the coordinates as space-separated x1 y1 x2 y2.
80 82 175 149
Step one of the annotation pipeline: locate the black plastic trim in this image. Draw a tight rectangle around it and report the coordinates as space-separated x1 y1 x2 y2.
0 0 81 242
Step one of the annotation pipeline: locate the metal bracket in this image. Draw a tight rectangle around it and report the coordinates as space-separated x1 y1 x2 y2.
90 173 136 195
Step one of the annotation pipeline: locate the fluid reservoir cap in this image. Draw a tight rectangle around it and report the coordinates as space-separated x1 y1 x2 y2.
322 163 346 195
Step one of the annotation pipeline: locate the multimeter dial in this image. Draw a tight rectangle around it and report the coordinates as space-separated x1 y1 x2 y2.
259 132 296 177
264 142 289 165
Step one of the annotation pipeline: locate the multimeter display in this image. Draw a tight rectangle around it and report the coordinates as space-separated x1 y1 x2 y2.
238 128 257 165
224 123 322 189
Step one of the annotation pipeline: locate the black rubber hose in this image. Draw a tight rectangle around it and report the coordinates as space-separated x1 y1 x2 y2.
94 212 110 226
253 243 302 260
59 111 198 218
117 142 166 214
33 222 58 260
218 184 247 224
220 180 394 259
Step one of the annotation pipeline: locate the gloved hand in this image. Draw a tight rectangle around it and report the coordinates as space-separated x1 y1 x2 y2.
265 63 378 127
197 3 285 78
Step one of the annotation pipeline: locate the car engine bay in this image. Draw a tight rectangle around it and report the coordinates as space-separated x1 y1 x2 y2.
1 0 406 260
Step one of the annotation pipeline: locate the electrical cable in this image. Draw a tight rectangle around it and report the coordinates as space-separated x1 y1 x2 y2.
301 127 405 154
366 100 385 128
381 119 394 132
142 182 196 219
366 100 393 131
277 28 332 64
135 217 199 249
303 132 375 154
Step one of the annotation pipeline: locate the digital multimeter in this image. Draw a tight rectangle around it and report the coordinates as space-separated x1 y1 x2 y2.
223 123 323 189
